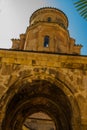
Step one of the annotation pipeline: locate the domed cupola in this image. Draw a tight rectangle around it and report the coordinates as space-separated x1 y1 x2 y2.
11 7 82 55
29 7 68 30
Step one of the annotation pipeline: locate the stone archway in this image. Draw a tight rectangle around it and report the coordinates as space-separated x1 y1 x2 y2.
2 80 73 130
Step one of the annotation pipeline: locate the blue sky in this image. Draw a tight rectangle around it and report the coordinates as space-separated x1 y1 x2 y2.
0 0 87 55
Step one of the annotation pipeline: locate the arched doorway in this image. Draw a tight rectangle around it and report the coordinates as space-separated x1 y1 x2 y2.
2 80 73 130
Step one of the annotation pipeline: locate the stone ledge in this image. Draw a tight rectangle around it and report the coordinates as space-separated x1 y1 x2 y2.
0 50 87 70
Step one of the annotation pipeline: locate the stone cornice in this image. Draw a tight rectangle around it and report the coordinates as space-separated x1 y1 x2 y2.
26 22 68 36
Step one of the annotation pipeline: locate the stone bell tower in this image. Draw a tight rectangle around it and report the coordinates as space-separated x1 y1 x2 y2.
1 7 87 130
11 7 82 54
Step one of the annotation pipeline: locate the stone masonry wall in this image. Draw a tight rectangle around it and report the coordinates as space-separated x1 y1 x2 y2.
0 49 87 130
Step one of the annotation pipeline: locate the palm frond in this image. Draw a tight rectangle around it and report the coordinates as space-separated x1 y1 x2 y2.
74 0 87 21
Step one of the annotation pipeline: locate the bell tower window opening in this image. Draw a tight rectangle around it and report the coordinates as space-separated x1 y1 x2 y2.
48 17 51 22
44 36 49 47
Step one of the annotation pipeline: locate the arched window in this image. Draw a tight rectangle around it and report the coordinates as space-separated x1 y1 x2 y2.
44 36 49 47
48 17 51 22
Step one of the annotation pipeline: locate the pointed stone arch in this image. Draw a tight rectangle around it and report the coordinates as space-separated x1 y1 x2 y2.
0 68 81 130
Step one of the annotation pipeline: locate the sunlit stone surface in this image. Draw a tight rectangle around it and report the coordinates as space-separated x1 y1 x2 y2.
0 7 87 130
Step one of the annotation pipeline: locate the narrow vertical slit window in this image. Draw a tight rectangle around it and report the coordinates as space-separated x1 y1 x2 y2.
44 36 49 47
48 17 51 22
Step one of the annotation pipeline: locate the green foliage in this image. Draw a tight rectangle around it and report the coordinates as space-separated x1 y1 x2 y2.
74 0 87 21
